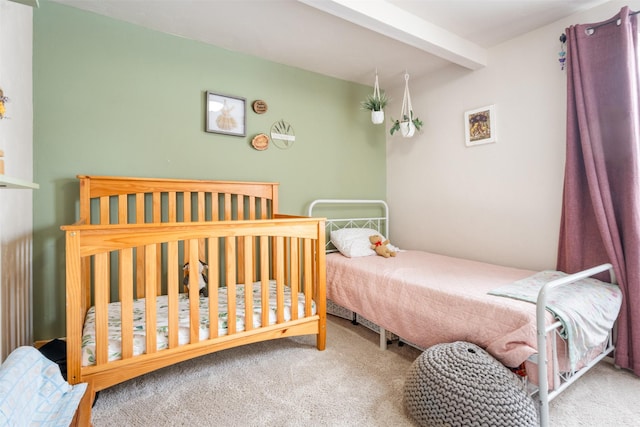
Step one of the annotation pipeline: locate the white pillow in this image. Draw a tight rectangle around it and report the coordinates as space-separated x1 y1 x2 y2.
330 228 382 258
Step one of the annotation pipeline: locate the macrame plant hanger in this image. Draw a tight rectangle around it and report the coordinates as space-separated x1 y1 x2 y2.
371 70 385 124
400 72 416 138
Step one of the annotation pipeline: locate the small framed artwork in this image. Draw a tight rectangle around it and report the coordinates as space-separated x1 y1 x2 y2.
464 104 496 147
206 91 246 136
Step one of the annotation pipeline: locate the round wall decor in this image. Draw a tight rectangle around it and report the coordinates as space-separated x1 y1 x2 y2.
251 133 270 151
270 120 295 150
252 100 268 114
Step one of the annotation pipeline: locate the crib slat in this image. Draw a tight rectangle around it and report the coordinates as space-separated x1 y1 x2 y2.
99 196 109 224
247 196 255 220
211 192 219 221
237 196 246 283
188 240 201 344
243 235 254 331
208 237 219 339
135 194 145 299
290 238 299 320
152 193 161 222
276 236 285 324
184 192 192 222
248 196 258 282
94 253 109 365
237 194 244 220
304 239 313 317
167 241 179 348
260 237 269 327
226 237 237 334
197 192 206 257
119 248 134 360
224 193 231 220
135 193 144 223
282 238 289 290
144 245 157 355
167 191 176 222
118 194 127 224
260 198 267 219
153 193 162 295
197 192 205 219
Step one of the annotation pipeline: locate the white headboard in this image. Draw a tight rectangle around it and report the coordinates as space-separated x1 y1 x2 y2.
307 199 389 253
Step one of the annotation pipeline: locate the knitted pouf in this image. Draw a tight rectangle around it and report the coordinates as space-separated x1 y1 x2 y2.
403 341 537 427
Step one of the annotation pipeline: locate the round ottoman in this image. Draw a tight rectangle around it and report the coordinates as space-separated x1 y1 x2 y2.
403 341 537 427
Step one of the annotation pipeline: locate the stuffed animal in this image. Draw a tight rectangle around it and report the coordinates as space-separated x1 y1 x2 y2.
183 260 209 297
369 235 396 258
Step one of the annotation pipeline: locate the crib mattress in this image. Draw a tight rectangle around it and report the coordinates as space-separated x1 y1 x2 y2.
81 280 315 366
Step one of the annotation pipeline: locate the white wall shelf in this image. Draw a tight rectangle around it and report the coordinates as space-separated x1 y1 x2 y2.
0 175 39 189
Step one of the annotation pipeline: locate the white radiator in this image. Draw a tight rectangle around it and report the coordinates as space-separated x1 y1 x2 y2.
1 235 33 361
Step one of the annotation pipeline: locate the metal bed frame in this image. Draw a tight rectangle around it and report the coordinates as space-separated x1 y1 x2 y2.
308 198 617 427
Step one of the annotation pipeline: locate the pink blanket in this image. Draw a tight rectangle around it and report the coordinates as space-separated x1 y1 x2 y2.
326 250 549 368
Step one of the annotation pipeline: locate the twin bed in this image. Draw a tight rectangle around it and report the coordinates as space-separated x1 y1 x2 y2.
62 176 327 411
309 199 622 427
61 177 621 426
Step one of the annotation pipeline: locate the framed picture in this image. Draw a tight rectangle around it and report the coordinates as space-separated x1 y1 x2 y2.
206 91 246 136
464 104 496 147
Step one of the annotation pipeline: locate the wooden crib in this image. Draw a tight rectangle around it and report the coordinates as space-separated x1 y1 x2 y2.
61 176 326 404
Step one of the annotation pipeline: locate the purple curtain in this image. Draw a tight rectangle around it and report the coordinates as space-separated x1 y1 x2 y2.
557 6 640 375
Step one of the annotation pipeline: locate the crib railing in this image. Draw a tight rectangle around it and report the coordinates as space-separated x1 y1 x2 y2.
62 217 326 391
77 175 280 305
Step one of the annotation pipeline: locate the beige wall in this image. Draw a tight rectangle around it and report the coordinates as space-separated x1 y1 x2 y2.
0 0 35 360
386 0 639 271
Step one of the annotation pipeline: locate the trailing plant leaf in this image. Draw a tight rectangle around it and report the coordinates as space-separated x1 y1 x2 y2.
389 118 401 135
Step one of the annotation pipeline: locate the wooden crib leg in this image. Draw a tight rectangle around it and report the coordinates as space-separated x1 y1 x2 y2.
71 383 94 427
317 318 327 350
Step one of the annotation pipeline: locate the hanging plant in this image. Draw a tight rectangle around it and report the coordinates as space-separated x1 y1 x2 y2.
390 72 422 137
361 92 389 112
390 111 423 136
361 71 388 124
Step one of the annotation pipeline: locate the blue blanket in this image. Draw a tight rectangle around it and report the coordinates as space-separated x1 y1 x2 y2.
0 346 87 426
489 270 622 371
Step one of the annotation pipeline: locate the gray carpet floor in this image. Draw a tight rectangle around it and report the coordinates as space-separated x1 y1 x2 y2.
90 316 640 426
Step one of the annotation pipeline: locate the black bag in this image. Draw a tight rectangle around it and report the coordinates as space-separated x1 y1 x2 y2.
37 338 67 380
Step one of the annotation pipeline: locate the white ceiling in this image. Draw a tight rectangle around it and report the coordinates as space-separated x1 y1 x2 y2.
50 0 610 87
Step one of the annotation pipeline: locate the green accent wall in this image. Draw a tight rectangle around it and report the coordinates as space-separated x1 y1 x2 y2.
32 1 386 340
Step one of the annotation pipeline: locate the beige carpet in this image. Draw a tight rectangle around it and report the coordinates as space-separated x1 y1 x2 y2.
91 316 640 426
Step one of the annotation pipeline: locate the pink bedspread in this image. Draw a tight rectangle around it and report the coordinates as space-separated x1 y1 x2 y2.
326 250 549 368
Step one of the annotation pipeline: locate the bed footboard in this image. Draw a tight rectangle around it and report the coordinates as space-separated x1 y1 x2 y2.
535 263 616 427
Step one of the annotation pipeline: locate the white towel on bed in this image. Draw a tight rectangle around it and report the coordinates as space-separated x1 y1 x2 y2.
488 270 622 371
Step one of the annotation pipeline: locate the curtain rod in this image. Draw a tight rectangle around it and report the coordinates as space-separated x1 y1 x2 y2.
559 9 639 42
586 9 639 31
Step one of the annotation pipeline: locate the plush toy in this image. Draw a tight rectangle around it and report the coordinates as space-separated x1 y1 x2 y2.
369 235 396 258
183 260 209 297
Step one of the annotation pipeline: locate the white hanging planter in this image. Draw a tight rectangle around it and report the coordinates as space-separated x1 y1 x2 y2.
371 110 385 124
361 71 388 125
390 72 423 138
400 121 415 137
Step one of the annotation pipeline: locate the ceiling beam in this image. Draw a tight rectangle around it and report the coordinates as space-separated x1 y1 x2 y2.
8 0 39 7
298 0 487 70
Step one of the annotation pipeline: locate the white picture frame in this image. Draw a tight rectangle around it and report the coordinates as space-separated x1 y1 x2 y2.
464 104 496 147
